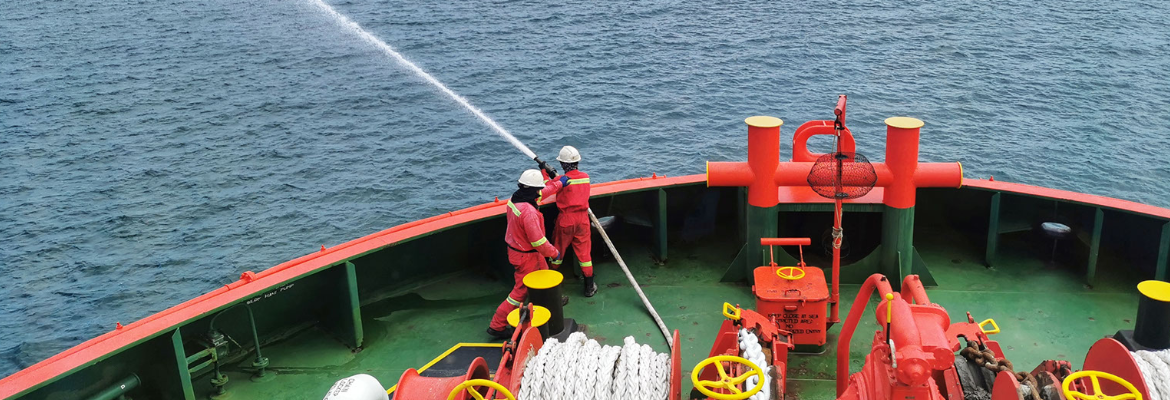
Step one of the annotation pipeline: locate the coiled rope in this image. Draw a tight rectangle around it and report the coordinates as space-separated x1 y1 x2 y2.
738 328 772 400
518 332 669 400
1132 348 1170 400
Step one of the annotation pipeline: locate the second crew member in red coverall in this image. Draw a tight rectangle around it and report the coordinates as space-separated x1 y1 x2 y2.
540 146 597 297
486 169 568 339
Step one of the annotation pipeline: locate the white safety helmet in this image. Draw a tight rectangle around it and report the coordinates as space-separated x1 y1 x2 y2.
322 374 389 400
518 169 546 188
556 146 581 163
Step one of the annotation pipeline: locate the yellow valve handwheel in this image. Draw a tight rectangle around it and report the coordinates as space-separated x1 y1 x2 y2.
447 379 516 400
1062 371 1142 400
691 355 765 400
776 266 805 280
723 302 742 321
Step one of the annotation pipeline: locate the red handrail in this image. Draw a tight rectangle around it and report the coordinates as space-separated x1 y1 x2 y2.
759 238 811 246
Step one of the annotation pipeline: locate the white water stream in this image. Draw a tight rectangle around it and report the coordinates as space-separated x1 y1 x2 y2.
307 0 538 159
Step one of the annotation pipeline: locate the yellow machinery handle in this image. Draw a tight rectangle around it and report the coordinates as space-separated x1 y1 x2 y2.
722 303 742 321
447 379 516 400
691 355 765 400
1062 370 1141 400
775 266 805 280
979 319 1000 335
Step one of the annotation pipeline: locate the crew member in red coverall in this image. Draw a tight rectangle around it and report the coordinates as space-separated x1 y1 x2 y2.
540 146 597 297
487 169 568 338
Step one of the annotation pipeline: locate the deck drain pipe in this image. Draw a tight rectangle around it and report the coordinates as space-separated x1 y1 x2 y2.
85 374 140 400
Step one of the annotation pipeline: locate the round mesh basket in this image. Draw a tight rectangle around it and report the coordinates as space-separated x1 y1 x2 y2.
806 152 877 199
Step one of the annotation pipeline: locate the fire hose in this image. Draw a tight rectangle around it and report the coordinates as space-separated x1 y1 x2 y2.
588 209 673 349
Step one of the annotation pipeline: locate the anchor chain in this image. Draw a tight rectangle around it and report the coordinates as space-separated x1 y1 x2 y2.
960 341 1043 400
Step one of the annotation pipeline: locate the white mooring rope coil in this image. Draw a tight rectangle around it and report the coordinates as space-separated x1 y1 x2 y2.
518 332 669 400
1131 348 1170 400
738 328 772 400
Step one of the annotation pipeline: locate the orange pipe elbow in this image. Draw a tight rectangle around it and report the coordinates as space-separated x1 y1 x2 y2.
791 120 856 162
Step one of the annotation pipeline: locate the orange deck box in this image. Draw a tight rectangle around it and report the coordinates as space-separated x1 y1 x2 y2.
753 265 829 350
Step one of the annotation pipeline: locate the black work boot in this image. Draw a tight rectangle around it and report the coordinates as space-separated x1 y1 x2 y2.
486 326 515 339
584 276 598 297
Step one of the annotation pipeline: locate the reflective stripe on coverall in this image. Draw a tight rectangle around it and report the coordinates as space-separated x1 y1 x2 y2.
541 169 593 277
490 200 559 330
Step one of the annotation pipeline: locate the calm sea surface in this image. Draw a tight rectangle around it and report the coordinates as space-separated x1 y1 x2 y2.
2 0 1168 377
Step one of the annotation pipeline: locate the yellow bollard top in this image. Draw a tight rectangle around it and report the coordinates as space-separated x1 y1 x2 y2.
745 116 783 128
508 306 551 328
884 117 924 129
523 269 563 290
1138 280 1170 302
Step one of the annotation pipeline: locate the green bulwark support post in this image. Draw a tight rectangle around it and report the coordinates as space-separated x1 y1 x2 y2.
342 261 364 349
171 328 197 400
881 206 915 290
1157 221 1170 281
653 188 668 262
1086 208 1104 286
985 192 1002 267
744 205 778 283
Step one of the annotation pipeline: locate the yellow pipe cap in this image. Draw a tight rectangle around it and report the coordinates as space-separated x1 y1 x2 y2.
885 117 924 129
745 116 783 128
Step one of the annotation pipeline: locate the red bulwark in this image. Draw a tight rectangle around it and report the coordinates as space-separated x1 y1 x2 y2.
0 173 703 398
965 179 1170 219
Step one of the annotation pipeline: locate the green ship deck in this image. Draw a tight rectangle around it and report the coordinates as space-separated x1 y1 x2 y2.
204 225 1142 400
4 179 1164 400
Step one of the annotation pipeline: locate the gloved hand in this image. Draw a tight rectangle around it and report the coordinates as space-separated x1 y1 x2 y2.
537 159 557 179
558 175 569 186
554 250 563 261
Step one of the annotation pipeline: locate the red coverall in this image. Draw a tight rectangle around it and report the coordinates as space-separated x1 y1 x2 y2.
489 198 561 331
541 170 593 277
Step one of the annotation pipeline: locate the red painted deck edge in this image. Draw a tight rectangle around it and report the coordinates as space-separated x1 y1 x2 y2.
964 179 1170 220
0 173 704 398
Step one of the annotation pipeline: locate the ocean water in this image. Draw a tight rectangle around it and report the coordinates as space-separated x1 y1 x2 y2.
2 0 1168 378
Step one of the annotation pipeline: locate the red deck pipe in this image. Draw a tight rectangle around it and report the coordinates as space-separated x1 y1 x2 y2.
707 116 783 207
914 162 963 188
900 275 931 305
837 274 895 396
760 238 812 246
790 121 856 162
883 117 923 209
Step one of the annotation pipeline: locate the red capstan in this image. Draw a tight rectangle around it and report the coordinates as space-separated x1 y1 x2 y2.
836 274 1000 400
706 114 963 209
